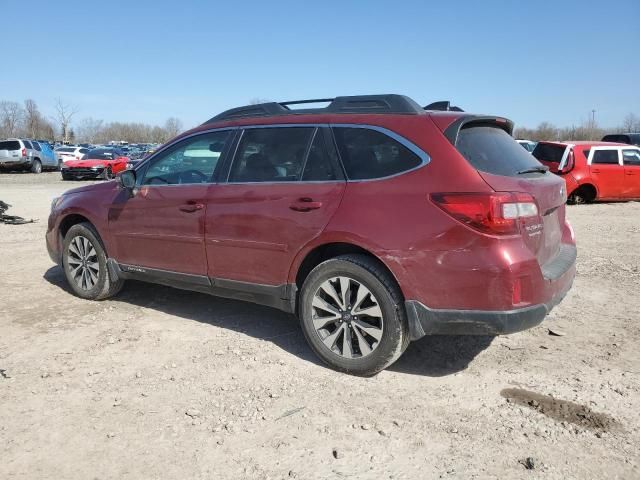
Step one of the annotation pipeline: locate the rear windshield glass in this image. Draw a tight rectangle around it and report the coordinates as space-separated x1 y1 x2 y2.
0 140 21 150
532 143 567 163
456 126 542 176
57 147 75 153
87 149 118 160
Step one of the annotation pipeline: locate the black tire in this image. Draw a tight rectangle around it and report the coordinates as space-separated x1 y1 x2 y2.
104 166 113 180
62 222 124 300
31 159 42 174
299 254 409 376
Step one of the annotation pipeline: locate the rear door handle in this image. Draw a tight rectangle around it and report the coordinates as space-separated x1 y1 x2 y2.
290 197 323 212
179 202 204 213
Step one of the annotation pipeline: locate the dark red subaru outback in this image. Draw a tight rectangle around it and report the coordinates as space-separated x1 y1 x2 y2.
46 95 576 375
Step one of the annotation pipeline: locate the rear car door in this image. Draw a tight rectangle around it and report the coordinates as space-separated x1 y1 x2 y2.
589 148 624 199
205 126 346 285
622 148 640 198
108 130 233 275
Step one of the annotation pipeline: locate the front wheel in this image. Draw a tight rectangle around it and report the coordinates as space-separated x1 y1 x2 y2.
299 254 409 376
104 166 113 180
62 222 124 300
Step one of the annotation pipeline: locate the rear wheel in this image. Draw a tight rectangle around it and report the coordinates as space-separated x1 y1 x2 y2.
299 254 409 376
31 159 42 174
62 223 124 300
104 166 113 180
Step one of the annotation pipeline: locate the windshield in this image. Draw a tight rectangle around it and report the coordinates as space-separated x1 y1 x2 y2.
87 149 119 160
456 126 543 176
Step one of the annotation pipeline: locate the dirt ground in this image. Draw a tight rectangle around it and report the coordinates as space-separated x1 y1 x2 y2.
1 172 639 479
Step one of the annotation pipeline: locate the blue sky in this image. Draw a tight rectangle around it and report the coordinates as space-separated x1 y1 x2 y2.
2 0 638 130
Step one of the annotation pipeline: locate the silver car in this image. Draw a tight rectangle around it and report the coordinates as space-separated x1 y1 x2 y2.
0 138 56 173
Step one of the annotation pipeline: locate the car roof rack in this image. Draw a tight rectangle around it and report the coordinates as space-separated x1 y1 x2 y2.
204 94 426 123
424 101 464 112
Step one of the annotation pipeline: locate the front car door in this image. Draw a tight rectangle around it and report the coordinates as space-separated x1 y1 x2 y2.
108 129 233 276
622 148 640 198
204 125 346 286
588 148 624 199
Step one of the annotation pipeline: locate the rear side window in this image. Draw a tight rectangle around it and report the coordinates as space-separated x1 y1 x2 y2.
23 140 32 148
532 143 567 163
0 141 20 150
456 126 542 176
32 142 42 151
592 150 620 165
229 127 314 182
332 127 422 180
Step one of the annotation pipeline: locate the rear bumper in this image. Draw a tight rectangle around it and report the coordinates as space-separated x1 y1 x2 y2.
405 245 576 339
0 158 30 168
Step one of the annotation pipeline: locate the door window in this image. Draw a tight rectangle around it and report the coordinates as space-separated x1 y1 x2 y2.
591 150 620 165
332 127 423 180
228 127 315 182
142 130 231 185
301 131 339 181
32 142 42 151
622 149 640 166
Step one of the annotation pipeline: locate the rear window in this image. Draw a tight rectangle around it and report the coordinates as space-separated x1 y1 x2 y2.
532 143 567 163
57 147 74 153
456 126 542 176
0 141 20 150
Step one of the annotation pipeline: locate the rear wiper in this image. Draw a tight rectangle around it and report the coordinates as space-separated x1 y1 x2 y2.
517 166 549 175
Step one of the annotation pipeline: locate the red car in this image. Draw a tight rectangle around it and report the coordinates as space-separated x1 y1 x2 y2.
533 141 640 203
46 95 576 375
61 148 129 180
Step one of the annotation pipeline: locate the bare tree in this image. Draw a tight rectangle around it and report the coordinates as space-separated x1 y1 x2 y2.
163 117 183 140
76 117 104 143
54 98 79 144
622 113 638 132
0 101 24 137
23 99 42 138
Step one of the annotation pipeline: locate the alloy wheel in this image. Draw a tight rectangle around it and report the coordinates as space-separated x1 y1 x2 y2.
67 235 99 290
311 276 384 359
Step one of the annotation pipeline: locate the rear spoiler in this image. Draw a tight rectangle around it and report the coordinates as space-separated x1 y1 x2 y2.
443 115 515 145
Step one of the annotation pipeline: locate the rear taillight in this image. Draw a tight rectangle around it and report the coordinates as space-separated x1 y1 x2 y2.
21 148 26 157
430 192 540 235
559 150 574 174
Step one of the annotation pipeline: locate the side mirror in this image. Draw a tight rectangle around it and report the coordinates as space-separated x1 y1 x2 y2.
118 169 136 189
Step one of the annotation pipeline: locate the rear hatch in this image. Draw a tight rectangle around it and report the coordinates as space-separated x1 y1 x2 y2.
0 140 22 161
531 142 570 174
452 120 567 267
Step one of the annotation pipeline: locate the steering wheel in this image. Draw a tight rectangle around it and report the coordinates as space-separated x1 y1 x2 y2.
180 169 208 183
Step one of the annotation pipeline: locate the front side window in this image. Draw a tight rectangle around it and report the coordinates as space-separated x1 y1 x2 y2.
622 149 640 166
229 127 315 182
142 130 230 185
591 150 620 165
332 127 422 180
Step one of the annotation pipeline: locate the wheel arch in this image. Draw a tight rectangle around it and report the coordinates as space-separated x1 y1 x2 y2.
291 241 405 301
570 182 598 202
57 212 109 254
